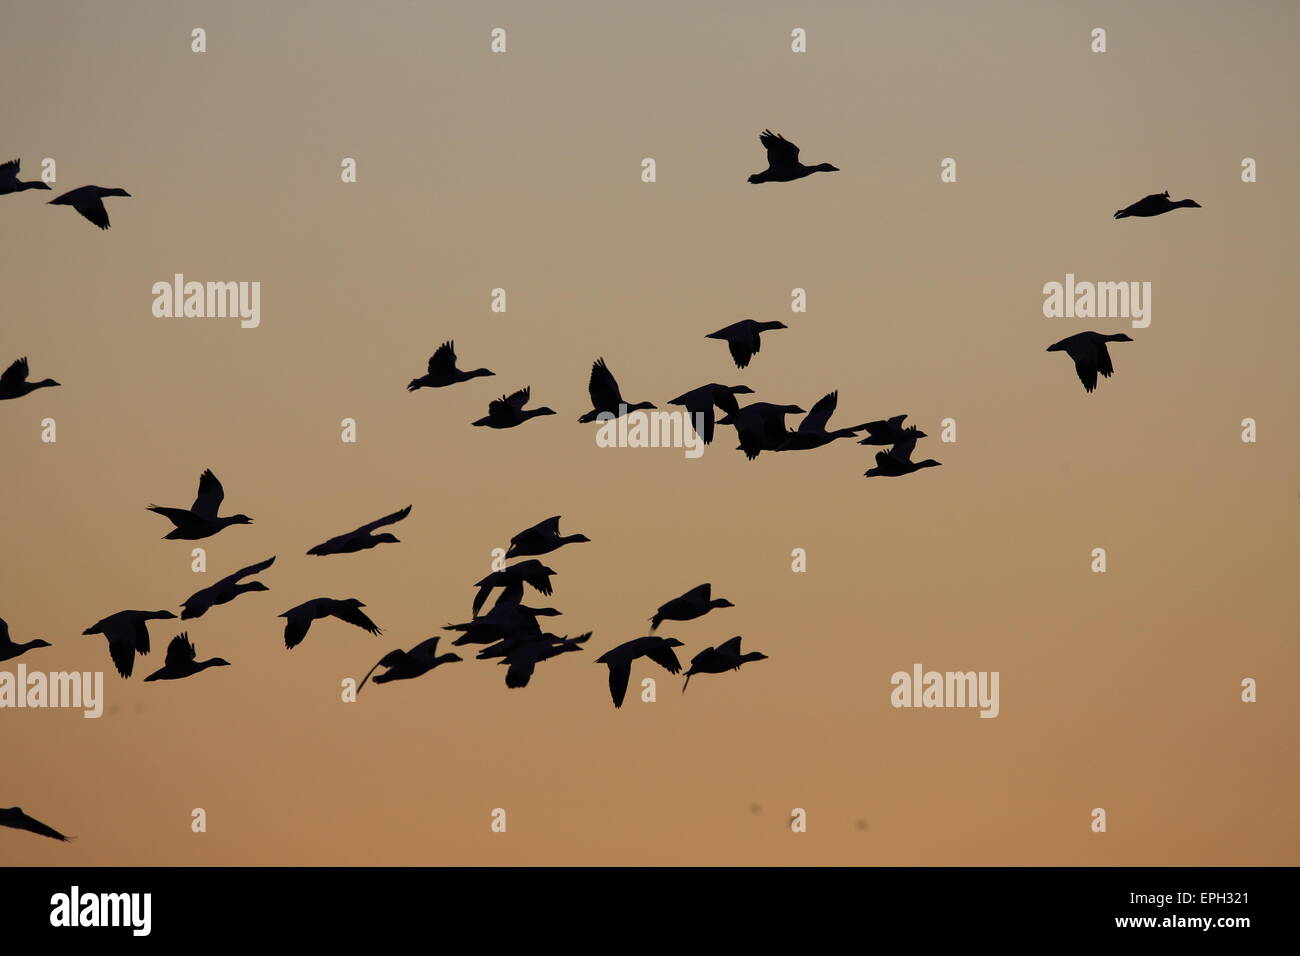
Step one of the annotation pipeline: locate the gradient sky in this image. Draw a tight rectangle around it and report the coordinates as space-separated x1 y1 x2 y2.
2 0 1297 865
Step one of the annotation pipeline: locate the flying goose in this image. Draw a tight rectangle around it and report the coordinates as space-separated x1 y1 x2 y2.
0 357 59 401
83 609 177 678
717 401 806 460
0 158 51 195
147 469 252 540
143 633 231 681
1114 191 1201 219
472 387 555 428
650 583 733 631
179 556 275 619
747 130 839 184
776 391 864 450
595 636 685 708
506 516 590 559
471 560 556 616
667 383 753 445
358 636 462 691
682 636 768 692
307 505 411 556
49 185 130 229
1046 331 1133 393
706 319 788 369
0 617 52 662
279 598 381 649
578 358 655 422
407 341 493 390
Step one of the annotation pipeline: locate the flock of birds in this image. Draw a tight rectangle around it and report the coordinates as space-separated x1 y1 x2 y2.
2 131 1202 844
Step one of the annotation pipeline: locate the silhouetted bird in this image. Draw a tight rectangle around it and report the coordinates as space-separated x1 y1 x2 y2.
595 636 685 708
180 556 275 619
472 560 556 616
857 415 920 447
776 391 864 450
358 636 462 691
472 387 555 428
49 185 130 229
706 319 788 369
506 516 590 558
651 583 733 631
1114 191 1201 219
83 609 177 678
682 636 768 692
718 401 806 460
407 341 493 390
445 603 561 646
747 130 839 184
667 383 753 444
143 633 231 682
498 632 591 688
578 358 656 422
0 617 51 662
0 357 59 401
147 469 252 540
864 428 941 478
0 159 51 195
1046 331 1134 393
307 505 411 556
0 807 69 842
279 598 381 649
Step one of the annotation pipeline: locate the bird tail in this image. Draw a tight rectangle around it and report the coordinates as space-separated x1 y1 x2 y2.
682 672 693 694
406 379 422 392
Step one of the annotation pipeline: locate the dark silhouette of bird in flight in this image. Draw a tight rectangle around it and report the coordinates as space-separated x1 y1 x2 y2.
0 617 51 662
718 401 806 460
776 391 864 451
747 130 839 184
143 633 231 682
1114 191 1201 219
668 383 753 445
0 357 59 401
0 159 51 195
706 319 788 369
497 632 591 688
0 807 69 842
471 560 556 616
1046 331 1134 393
682 636 768 692
506 516 590 559
578 358 655 422
651 583 734 631
595 636 685 708
445 603 560 646
83 609 177 678
49 185 130 229
279 598 381 649
864 428 941 478
472 386 555 428
358 636 462 691
407 341 493 390
148 469 252 540
179 556 275 619
307 505 411 556
857 415 920 447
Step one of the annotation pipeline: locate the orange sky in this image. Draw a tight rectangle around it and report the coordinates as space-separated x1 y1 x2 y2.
2 0 1296 865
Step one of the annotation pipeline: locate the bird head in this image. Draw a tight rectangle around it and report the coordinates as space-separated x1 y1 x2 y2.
231 514 254 525
374 533 400 545
535 407 557 416
731 385 755 395
245 582 271 593
814 164 840 172
209 658 233 667
28 639 53 649
629 401 657 412
37 379 61 388
712 598 736 609
663 638 686 648
1109 333 1135 342
746 173 764 184
108 188 131 197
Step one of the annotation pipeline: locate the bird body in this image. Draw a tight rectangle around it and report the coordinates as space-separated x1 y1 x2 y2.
579 358 655 422
506 516 590 558
471 560 556 616
49 185 130 229
148 469 252 540
445 603 560 646
650 583 733 631
143 633 230 681
717 402 806 460
0 159 51 195
706 319 788 369
864 427 941 477
497 632 591 688
358 636 461 690
0 357 60 401
279 598 381 649
1046 331 1133 393
83 609 176 678
667 384 753 445
408 341 493 390
472 387 555 428
179 556 275 619
857 415 919 447
0 617 52 662
1114 191 1201 219
682 636 768 692
595 635 684 708
307 506 411 556
747 130 838 183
